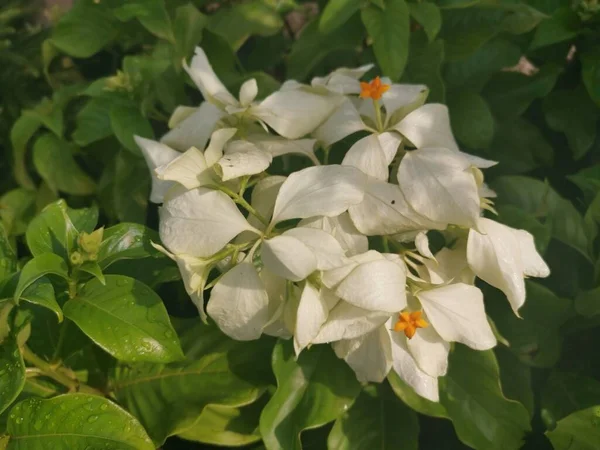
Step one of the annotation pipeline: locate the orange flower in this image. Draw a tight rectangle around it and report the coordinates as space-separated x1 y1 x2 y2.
393 310 429 339
359 77 390 100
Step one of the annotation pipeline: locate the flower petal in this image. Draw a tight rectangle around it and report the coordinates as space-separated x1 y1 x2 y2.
134 136 180 203
335 258 407 312
398 147 480 228
282 227 348 271
377 132 403 165
251 136 318 164
239 78 258 107
252 88 341 139
207 261 269 340
299 213 368 257
160 187 258 257
251 175 286 222
261 235 317 281
184 47 237 107
294 284 338 354
406 324 449 377
394 104 459 151
415 231 434 259
383 84 428 126
314 98 367 146
342 134 389 181
334 326 393 382
217 141 272 181
271 165 367 223
155 147 213 189
204 128 238 167
514 229 550 278
467 218 528 313
311 64 374 95
161 101 224 152
312 302 389 343
418 283 497 350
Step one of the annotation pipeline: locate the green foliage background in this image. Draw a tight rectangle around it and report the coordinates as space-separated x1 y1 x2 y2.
0 0 599 449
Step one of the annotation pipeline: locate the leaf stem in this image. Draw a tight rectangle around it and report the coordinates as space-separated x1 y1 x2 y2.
373 99 384 132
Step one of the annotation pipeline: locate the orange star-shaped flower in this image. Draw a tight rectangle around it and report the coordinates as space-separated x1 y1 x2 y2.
393 310 429 339
359 77 390 100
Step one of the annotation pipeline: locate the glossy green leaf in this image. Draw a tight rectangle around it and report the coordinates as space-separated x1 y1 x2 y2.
361 0 409 81
0 336 25 415
113 0 175 42
63 275 182 363
109 103 154 155
448 91 494 149
485 281 572 368
104 257 180 289
32 134 95 196
178 400 266 446
13 254 68 305
491 176 591 261
18 277 62 322
546 406 600 450
26 200 72 260
0 223 16 283
10 114 41 190
543 86 599 160
530 8 581 50
51 0 121 58
97 223 161 269
328 383 418 450
388 370 448 418
259 340 361 450
440 345 531 450
77 262 105 285
409 2 441 42
542 372 600 428
576 287 600 317
0 190 36 237
319 0 362 33
67 204 99 236
173 3 208 61
4 394 154 450
495 347 534 418
111 319 273 444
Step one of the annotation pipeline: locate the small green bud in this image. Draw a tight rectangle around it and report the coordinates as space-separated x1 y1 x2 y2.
70 251 83 266
78 227 104 254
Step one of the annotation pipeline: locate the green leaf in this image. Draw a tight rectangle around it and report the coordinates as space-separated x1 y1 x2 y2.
448 91 494 149
113 151 150 224
319 0 362 33
546 406 600 450
543 86 599 160
491 176 591 260
484 64 561 120
576 287 600 317
109 103 154 155
112 0 175 42
23 98 64 138
409 2 441 42
13 254 69 305
488 118 553 174
542 371 600 428
67 205 99 236
177 400 266 446
71 99 116 147
530 7 581 50
18 277 62 322
495 347 534 418
0 336 25 415
10 114 41 190
440 8 503 60
0 190 36 237
111 319 274 444
32 134 95 196
207 0 283 50
437 0 481 8
485 281 572 368
173 3 208 61
402 34 445 103
97 223 161 270
77 262 105 285
26 200 72 260
495 205 551 254
581 47 600 107
63 275 183 364
361 0 410 81
4 394 154 450
287 18 364 81
440 345 531 450
328 383 418 450
51 0 121 58
388 370 448 418
0 223 17 282
568 165 600 204
259 340 361 450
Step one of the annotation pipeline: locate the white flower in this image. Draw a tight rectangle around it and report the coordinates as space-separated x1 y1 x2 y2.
299 213 368 256
311 64 374 94
161 101 224 152
134 136 180 203
467 218 550 314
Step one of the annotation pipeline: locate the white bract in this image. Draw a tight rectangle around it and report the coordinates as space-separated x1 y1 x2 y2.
138 49 551 402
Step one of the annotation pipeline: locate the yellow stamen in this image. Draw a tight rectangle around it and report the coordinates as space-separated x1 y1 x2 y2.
393 310 429 339
359 77 390 100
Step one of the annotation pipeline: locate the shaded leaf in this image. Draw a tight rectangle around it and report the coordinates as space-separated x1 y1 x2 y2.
546 406 600 450
388 370 448 418
109 103 154 156
97 223 161 270
409 2 441 42
448 91 494 149
320 0 362 33
0 336 25 415
13 254 69 305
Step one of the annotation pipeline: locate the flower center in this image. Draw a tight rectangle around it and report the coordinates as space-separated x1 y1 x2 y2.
393 310 429 339
359 77 390 100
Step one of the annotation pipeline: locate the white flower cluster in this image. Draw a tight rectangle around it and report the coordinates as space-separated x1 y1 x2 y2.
136 48 550 402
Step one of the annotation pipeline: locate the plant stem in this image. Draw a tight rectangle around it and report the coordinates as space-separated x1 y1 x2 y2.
213 184 269 226
373 99 384 132
22 346 104 396
51 319 70 363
